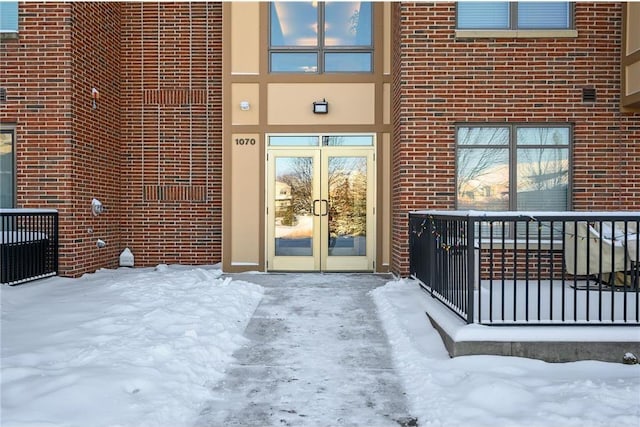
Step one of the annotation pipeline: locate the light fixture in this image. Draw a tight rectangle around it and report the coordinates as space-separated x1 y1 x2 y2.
313 98 328 114
91 198 104 216
239 101 250 111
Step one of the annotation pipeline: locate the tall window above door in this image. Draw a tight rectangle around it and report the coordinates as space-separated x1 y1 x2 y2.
270 1 373 73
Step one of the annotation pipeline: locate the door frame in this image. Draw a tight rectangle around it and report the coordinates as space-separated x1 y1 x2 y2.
265 133 376 272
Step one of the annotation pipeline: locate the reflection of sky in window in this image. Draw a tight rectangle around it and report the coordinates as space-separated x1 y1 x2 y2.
271 2 371 47
325 2 371 46
269 136 319 146
271 2 318 47
517 128 569 145
276 157 312 178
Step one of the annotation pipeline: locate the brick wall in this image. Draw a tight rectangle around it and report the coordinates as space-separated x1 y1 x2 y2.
391 2 640 275
0 3 123 277
68 3 122 276
120 2 223 268
1 3 75 274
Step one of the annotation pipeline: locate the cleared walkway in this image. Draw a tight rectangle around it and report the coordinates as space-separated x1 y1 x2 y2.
196 273 417 427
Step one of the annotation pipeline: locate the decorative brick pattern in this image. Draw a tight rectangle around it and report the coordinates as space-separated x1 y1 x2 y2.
120 2 223 268
143 89 208 105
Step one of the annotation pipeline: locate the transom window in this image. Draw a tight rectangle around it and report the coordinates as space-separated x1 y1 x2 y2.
457 2 573 30
456 124 571 212
0 128 16 208
269 1 373 73
269 134 374 147
0 2 18 33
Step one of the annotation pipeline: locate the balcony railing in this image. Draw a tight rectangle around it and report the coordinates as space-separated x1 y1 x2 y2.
409 211 639 325
1 209 59 285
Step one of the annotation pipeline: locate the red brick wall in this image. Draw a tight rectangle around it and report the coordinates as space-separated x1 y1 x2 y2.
68 2 122 276
392 2 640 275
1 3 123 277
120 2 222 268
1 3 75 273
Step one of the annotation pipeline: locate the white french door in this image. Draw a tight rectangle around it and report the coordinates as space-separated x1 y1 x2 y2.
266 138 375 271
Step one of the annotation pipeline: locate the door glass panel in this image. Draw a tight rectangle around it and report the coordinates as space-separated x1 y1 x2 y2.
327 156 367 256
274 157 314 256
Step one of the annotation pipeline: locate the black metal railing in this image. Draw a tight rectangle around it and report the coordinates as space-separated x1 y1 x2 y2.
409 211 640 325
1 209 59 285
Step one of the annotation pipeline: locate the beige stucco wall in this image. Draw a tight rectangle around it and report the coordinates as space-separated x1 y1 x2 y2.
230 133 261 266
231 2 260 74
267 83 376 125
231 84 260 125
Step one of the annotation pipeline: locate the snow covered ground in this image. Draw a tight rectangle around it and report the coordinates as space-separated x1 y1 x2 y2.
1 266 639 427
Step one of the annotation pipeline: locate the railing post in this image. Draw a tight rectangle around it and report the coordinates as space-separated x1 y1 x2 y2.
466 214 475 324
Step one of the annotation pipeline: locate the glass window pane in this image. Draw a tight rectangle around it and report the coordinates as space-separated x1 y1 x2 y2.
324 135 374 146
457 148 509 210
274 157 314 256
271 52 318 73
0 2 18 32
324 52 372 73
457 2 509 29
516 127 570 146
457 127 509 146
325 1 372 47
269 136 319 146
0 131 15 208
328 156 367 256
270 2 318 47
516 148 569 211
518 2 570 29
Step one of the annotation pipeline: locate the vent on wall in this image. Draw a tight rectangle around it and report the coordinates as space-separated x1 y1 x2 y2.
0 87 6 103
582 88 596 103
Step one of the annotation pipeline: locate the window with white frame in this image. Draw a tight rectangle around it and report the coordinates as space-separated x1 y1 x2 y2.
0 128 16 208
456 124 571 212
269 1 373 73
0 2 18 33
457 2 573 30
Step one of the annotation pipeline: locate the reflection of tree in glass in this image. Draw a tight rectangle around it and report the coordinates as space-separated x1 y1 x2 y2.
457 128 509 210
328 157 367 238
517 129 568 192
277 157 313 218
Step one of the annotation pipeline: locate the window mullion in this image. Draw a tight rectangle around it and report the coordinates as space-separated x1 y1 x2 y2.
510 125 517 211
511 2 518 30
318 3 325 73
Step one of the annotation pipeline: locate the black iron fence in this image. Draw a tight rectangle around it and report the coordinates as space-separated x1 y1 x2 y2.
409 211 640 325
1 209 59 285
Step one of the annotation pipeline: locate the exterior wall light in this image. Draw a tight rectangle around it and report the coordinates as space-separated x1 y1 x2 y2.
91 198 104 216
239 101 250 111
313 99 328 114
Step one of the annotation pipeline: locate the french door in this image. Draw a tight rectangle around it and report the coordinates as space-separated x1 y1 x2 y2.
267 143 375 271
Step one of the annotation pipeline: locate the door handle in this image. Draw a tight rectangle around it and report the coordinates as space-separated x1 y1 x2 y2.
321 199 329 217
312 199 321 216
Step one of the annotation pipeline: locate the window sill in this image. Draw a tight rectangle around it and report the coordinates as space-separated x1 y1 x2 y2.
0 31 18 41
455 29 578 39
